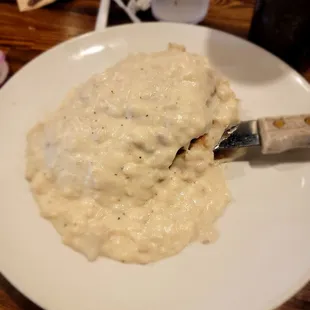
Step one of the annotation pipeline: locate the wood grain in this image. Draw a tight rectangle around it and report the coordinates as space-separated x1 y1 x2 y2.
0 0 97 75
0 0 309 309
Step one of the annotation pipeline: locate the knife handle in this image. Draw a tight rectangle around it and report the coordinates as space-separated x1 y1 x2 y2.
258 115 310 154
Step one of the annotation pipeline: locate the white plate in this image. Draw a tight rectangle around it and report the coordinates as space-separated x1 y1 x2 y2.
0 23 309 310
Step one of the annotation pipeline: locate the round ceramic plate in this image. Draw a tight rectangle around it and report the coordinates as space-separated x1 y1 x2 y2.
0 23 309 310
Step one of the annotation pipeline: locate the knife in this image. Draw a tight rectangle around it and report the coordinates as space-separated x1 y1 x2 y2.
214 114 310 154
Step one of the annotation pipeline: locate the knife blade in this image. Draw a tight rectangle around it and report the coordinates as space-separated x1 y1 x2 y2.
214 114 310 155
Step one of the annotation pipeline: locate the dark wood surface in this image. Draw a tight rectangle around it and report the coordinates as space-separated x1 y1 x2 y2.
0 0 309 309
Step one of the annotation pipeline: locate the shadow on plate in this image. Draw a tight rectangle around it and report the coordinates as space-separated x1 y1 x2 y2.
204 30 289 85
235 147 310 168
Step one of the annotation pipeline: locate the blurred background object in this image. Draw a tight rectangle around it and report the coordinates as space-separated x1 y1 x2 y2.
0 50 9 85
95 0 110 30
151 0 209 24
17 0 57 11
249 0 310 73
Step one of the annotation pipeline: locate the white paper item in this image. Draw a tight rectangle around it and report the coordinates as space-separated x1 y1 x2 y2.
95 0 111 31
17 0 57 11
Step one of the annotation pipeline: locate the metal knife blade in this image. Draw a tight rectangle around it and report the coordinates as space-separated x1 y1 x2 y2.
214 120 260 151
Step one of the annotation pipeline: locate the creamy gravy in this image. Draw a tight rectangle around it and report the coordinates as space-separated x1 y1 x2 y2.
26 44 238 263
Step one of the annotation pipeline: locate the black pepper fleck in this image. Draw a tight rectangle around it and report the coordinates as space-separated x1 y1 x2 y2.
93 111 96 115
117 217 120 220
139 156 142 159
145 114 149 117
121 124 123 126
111 90 114 94
115 173 118 176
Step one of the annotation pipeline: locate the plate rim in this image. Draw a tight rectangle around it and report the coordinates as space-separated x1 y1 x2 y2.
2 22 310 94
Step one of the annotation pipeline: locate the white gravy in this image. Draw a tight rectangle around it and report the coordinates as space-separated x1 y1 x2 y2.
26 44 238 263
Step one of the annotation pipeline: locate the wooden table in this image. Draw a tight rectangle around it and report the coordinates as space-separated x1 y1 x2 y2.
0 0 309 309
